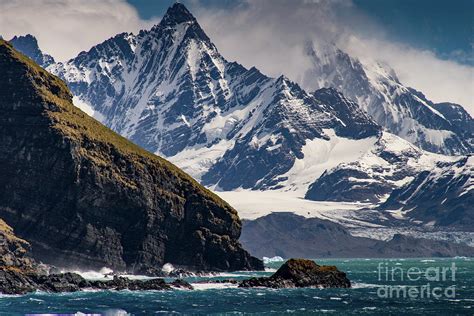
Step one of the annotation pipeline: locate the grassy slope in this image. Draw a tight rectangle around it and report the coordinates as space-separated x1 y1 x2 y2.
0 218 28 246
0 39 237 217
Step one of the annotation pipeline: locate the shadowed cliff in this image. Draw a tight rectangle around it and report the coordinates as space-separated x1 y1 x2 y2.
0 40 263 274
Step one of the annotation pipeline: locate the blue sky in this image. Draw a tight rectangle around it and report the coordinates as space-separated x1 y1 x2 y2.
126 0 474 66
353 0 473 65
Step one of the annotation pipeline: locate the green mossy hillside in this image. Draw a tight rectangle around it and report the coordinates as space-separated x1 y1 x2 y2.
0 39 235 217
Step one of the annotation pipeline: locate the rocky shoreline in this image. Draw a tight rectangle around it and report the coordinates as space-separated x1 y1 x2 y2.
0 269 194 295
0 259 351 295
1 195 351 295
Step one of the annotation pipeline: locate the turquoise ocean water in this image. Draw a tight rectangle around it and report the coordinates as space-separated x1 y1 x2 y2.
1 258 473 315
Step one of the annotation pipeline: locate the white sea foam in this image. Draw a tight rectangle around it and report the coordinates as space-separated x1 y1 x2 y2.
66 267 152 281
161 263 175 274
191 282 239 290
212 272 259 278
102 309 130 316
117 274 154 281
263 256 284 264
67 267 114 280
351 282 380 289
363 307 377 311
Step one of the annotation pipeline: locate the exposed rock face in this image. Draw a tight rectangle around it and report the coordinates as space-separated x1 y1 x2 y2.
381 156 474 230
0 40 263 274
312 88 380 140
0 216 193 294
0 218 40 294
239 259 351 288
240 213 474 258
432 102 474 145
45 4 380 192
0 219 36 272
9 34 55 68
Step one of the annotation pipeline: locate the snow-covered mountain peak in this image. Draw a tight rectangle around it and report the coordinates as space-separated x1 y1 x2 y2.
159 2 197 28
303 40 472 155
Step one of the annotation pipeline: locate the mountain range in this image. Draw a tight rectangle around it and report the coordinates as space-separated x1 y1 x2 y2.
302 43 473 155
8 3 473 235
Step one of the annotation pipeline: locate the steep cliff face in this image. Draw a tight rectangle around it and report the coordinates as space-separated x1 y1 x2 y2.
0 40 263 273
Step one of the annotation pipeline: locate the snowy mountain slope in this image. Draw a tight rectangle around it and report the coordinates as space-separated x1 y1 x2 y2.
305 132 455 203
20 3 469 223
432 102 474 131
200 84 381 190
302 42 472 156
45 3 382 191
48 4 276 157
9 35 55 68
380 156 474 230
432 102 474 146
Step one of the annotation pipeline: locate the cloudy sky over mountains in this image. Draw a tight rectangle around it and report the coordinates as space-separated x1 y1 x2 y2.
0 0 472 114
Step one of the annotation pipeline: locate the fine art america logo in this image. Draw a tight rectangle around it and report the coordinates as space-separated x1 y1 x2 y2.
377 262 457 299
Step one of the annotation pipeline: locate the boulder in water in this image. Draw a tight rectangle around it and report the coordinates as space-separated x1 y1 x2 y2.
239 258 351 288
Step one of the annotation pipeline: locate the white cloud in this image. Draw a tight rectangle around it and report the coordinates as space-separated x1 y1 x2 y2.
343 36 474 113
0 0 158 62
194 0 474 115
194 0 350 84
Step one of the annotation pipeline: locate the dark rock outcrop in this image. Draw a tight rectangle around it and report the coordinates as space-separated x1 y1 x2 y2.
0 218 39 294
0 40 263 274
0 209 195 295
312 88 381 140
432 102 474 139
0 219 36 272
0 268 39 295
0 269 195 295
239 258 351 288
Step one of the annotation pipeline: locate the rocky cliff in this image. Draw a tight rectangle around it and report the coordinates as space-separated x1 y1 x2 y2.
0 40 263 274
0 219 37 273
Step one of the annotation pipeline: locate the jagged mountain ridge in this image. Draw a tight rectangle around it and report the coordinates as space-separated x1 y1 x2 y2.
45 3 381 191
12 3 472 219
0 39 262 273
432 102 474 147
9 34 55 68
304 132 456 203
302 43 473 156
49 3 261 156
